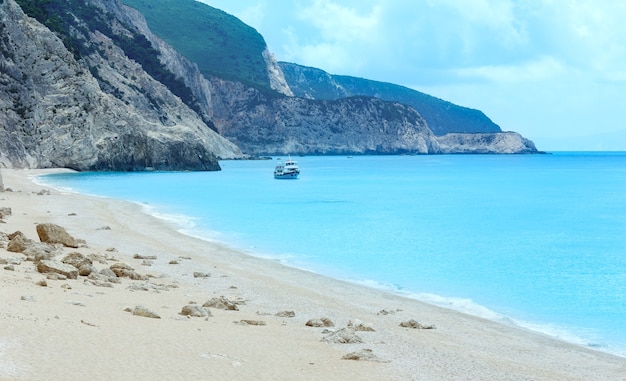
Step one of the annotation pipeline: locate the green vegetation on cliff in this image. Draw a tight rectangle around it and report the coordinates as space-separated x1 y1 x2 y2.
121 0 271 91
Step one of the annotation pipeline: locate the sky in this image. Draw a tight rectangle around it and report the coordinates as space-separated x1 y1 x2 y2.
199 0 626 151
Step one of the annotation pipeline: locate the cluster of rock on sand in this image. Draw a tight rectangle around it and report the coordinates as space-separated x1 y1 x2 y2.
0 187 436 366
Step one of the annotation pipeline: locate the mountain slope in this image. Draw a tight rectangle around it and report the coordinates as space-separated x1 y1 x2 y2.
279 62 501 136
121 0 272 91
1 0 242 170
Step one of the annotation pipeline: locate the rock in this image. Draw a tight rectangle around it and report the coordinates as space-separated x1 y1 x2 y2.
168 260 179 265
37 260 78 279
236 320 266 326
347 319 376 332
181 304 211 317
62 252 92 269
78 264 96 276
275 310 295 318
21 295 36 302
7 234 29 253
110 263 146 280
193 272 210 278
46 273 67 281
437 132 538 154
132 305 161 319
321 328 363 344
399 319 436 329
4 265 15 271
22 243 59 262
36 279 47 287
133 254 157 260
342 349 389 363
0 207 11 218
97 268 118 279
202 296 239 311
36 223 79 248
305 317 335 328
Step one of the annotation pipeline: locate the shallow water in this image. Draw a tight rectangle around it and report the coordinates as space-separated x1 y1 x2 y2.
41 152 626 355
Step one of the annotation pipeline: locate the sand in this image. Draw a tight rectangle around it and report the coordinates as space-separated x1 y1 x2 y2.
1 168 625 381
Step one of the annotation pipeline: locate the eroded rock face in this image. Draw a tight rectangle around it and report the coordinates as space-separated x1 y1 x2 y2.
0 0 243 170
436 132 540 154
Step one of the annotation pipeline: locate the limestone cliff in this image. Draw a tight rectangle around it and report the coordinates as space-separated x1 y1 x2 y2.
437 132 538 154
0 0 243 170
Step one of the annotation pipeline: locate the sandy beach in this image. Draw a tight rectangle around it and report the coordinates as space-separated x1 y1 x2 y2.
1 168 625 381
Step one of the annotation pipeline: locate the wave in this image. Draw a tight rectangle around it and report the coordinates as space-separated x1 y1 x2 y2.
348 278 626 358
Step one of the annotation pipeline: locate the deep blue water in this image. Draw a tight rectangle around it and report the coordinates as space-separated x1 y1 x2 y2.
40 153 626 355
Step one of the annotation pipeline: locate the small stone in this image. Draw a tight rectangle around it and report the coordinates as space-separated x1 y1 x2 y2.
347 319 376 332
399 319 436 329
133 254 157 260
193 272 210 278
305 317 335 327
132 305 161 319
236 320 266 326
203 296 239 311
62 252 92 269
36 279 48 287
78 264 95 276
3 265 15 271
46 273 68 280
342 349 389 363
180 304 211 317
275 310 296 318
321 328 363 344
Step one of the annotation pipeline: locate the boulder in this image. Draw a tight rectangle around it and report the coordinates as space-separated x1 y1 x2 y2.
36 223 79 248
0 207 12 219
321 328 363 344
275 310 296 318
399 319 436 329
37 260 78 279
305 317 335 328
347 319 376 332
203 296 239 311
22 243 59 262
78 264 96 276
7 235 29 253
110 263 146 280
180 304 211 317
62 252 92 269
132 305 161 319
342 349 388 363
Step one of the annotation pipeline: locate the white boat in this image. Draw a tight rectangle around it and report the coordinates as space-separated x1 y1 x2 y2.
274 157 300 179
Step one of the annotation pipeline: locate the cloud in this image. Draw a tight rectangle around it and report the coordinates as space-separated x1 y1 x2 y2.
451 56 568 83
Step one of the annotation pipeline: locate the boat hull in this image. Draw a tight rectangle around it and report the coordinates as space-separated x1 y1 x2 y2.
274 172 299 179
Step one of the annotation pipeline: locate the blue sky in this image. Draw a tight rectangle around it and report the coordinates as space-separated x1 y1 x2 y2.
199 0 626 151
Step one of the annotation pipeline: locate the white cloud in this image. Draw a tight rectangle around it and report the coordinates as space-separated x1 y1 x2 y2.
452 56 568 83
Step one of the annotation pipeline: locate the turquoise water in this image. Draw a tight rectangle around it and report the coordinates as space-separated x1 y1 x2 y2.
41 153 626 355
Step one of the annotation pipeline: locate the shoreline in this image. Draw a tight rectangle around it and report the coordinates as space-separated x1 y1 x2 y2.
1 168 625 380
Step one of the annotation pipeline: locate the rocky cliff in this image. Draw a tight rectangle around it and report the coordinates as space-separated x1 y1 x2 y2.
279 62 502 136
1 0 540 172
0 0 242 170
437 132 538 154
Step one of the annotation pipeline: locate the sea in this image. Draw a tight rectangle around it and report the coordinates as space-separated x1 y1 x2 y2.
39 152 626 356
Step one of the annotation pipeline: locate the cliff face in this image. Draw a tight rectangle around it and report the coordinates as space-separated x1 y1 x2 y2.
437 132 538 154
279 62 502 136
0 0 242 170
205 81 441 155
